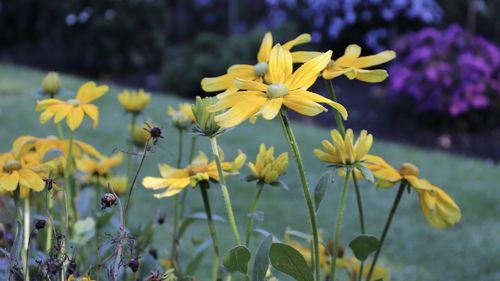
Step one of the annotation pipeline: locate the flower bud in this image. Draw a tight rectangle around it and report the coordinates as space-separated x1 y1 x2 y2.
42 72 61 96
192 96 224 137
101 193 117 209
35 219 47 230
398 163 420 177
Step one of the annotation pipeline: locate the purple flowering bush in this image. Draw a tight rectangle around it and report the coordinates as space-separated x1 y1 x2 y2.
388 24 500 117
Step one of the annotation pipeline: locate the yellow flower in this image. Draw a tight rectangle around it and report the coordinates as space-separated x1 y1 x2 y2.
167 103 195 129
0 152 46 194
365 156 462 229
322 44 396 82
130 122 151 148
118 89 151 114
67 274 95 281
42 71 61 95
107 175 128 195
201 32 313 97
36 81 109 131
249 144 288 184
336 257 390 281
76 152 124 183
142 149 246 198
208 45 347 128
284 230 330 269
314 129 373 165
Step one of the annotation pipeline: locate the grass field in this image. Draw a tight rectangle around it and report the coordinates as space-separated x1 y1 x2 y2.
1 63 499 280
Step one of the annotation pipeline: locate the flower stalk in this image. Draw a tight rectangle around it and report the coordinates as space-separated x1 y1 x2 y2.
278 110 321 281
23 196 30 281
64 131 76 224
366 182 406 281
245 182 264 247
127 114 137 180
170 128 185 272
324 79 346 136
330 169 351 281
209 137 241 245
199 181 220 281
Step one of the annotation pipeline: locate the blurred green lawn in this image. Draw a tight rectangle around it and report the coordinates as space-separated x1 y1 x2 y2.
1 63 499 281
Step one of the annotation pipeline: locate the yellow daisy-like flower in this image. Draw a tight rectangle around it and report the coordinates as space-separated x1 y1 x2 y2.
36 81 109 131
0 152 46 194
107 175 129 195
248 144 288 184
365 156 462 229
208 45 347 128
314 129 373 165
142 149 246 198
167 103 196 129
201 32 313 97
76 152 124 182
322 44 396 82
118 89 151 114
67 274 95 281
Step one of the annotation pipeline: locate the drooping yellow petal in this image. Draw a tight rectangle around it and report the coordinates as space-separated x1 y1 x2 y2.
344 44 362 57
288 90 348 120
268 44 293 84
81 104 99 129
227 64 255 76
0 171 19 191
208 91 265 112
286 50 332 90
234 79 268 92
352 69 389 83
258 98 283 120
53 104 72 123
201 74 236 92
35 99 63 111
353 50 396 68
257 32 273 63
153 186 186 198
142 177 168 190
39 105 59 124
76 81 109 104
282 33 311 50
214 97 267 128
18 168 44 192
66 107 84 131
282 95 327 116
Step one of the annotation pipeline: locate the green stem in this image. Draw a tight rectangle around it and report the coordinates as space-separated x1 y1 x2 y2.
170 129 184 272
366 182 406 281
45 192 53 254
188 136 197 162
124 137 150 218
209 137 241 245
245 182 264 247
56 123 65 140
324 79 346 136
199 181 220 281
23 196 30 281
63 131 75 225
352 171 366 281
330 169 351 281
278 111 320 281
127 114 137 181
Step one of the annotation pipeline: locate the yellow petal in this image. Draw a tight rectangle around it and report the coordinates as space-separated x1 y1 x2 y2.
234 78 268 92
66 107 84 131
35 99 63 111
282 33 311 50
353 69 389 83
76 81 109 104
142 177 168 190
257 32 273 63
291 51 323 63
259 98 283 120
18 169 45 192
39 105 59 124
81 104 99 129
289 90 348 120
208 91 265 112
286 50 332 90
353 50 396 68
406 176 434 191
214 97 267 128
0 171 19 191
268 44 293 84
153 186 185 198
282 95 327 116
227 64 255 76
53 104 72 123
74 140 102 158
344 44 362 57
201 74 236 92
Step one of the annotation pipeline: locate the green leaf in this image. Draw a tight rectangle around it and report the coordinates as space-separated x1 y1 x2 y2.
71 217 96 246
349 235 380 261
357 164 375 183
269 243 313 281
223 245 251 274
252 235 273 281
314 170 334 211
178 212 225 238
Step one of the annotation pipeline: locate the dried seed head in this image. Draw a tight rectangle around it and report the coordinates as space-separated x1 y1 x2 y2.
35 219 47 230
101 193 117 209
128 256 140 272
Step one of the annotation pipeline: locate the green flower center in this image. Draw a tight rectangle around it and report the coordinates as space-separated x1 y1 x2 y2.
254 62 269 77
67 99 80 106
3 160 22 173
267 83 288 98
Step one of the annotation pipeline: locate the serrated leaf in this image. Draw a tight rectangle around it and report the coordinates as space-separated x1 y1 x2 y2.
357 164 375 183
252 235 273 281
223 245 251 274
314 170 334 211
269 243 313 281
349 235 380 261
